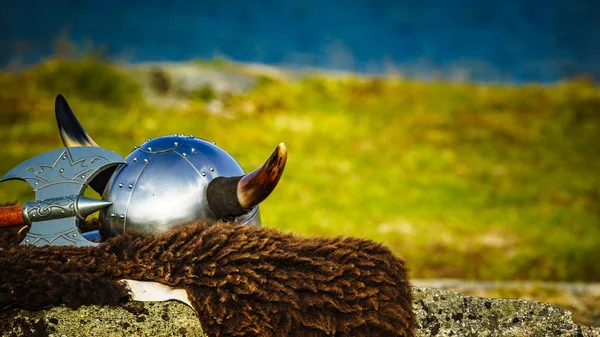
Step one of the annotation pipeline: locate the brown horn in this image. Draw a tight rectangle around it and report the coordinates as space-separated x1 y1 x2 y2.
237 142 287 209
206 143 287 221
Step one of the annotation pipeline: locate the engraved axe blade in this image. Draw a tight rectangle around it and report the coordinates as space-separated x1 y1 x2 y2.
1 146 126 246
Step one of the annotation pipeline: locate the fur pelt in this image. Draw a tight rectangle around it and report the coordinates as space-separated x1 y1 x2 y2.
0 221 415 336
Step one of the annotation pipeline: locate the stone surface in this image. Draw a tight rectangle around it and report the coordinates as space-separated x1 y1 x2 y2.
1 286 599 337
413 286 600 337
0 301 206 337
413 279 600 328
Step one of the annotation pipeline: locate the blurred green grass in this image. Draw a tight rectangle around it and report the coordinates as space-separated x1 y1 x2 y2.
0 57 599 281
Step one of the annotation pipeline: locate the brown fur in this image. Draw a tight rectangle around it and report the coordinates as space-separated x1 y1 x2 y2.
0 221 415 336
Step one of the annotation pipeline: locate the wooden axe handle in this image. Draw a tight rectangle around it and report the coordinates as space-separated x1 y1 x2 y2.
0 205 24 227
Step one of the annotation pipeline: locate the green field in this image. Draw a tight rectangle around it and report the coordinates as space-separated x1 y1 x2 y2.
1 56 599 281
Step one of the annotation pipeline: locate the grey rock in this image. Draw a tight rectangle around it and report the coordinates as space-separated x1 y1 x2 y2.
412 279 600 327
1 287 598 336
413 286 600 337
0 301 206 337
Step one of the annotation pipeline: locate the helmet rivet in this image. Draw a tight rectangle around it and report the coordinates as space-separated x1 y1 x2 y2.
59 168 64 173
133 158 138 162
129 184 134 189
174 142 178 146
134 146 139 150
147 138 151 142
182 153 187 157
110 213 115 217
81 175 85 178
148 147 152 151
62 155 67 160
144 159 149 163
211 141 216 145
190 134 195 138
201 172 206 177
180 133 185 136
174 133 178 137
72 233 77 237
25 239 30 243
118 183 123 188
209 167 214 172
191 148 196 153
120 214 125 219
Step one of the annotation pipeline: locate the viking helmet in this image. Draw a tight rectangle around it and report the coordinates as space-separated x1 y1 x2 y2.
55 94 287 238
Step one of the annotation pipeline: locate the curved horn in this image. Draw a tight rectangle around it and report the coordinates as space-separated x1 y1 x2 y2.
55 94 115 195
55 94 99 148
237 142 287 209
206 143 287 221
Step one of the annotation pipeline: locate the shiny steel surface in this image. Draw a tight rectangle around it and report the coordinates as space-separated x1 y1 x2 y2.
100 135 260 237
22 196 112 225
0 146 126 246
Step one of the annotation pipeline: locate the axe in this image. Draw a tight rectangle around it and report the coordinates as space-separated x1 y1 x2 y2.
0 146 126 246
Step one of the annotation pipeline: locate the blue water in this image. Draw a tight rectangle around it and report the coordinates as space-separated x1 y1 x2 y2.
1 0 599 83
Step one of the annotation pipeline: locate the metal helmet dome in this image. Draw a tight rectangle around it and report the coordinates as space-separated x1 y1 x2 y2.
54 94 287 239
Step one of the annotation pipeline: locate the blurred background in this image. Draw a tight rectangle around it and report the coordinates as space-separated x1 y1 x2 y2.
2 0 600 81
0 0 599 325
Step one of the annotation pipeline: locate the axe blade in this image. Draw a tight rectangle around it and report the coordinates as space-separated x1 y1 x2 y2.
1 146 126 246
21 218 97 247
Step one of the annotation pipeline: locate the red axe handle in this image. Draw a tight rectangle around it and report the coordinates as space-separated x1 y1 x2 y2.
0 205 24 228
